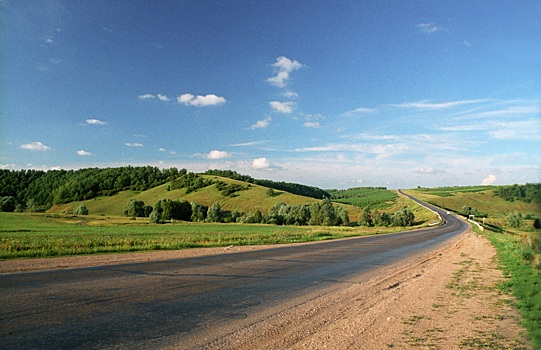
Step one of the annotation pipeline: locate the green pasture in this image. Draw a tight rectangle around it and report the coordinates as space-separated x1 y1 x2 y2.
0 212 426 259
328 187 397 209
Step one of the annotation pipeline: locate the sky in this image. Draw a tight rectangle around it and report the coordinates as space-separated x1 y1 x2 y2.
1 0 540 189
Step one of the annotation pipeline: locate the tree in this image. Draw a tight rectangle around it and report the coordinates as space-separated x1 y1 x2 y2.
266 188 276 197
534 218 541 230
392 208 415 227
123 199 146 218
73 204 89 215
149 209 163 224
0 196 16 212
207 202 224 222
506 211 523 228
191 202 208 222
357 206 372 227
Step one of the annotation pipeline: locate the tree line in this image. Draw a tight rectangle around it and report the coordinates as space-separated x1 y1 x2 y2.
496 184 540 204
0 166 180 212
123 198 351 226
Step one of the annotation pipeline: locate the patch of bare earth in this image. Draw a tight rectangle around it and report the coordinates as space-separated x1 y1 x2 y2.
0 229 531 349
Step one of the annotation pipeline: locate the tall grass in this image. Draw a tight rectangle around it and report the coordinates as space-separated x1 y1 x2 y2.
487 231 541 349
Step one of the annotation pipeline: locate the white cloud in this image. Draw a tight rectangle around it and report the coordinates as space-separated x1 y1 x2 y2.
249 116 272 129
77 150 92 156
414 168 445 175
125 143 144 147
463 106 541 119
481 174 496 185
283 91 298 99
394 99 489 110
0 164 16 169
270 101 295 113
85 118 107 125
230 140 267 147
343 107 377 116
267 56 303 88
157 93 170 102
20 141 51 151
417 23 444 34
252 157 270 169
207 150 230 159
177 93 226 106
138 94 155 100
303 121 320 129
159 148 167 152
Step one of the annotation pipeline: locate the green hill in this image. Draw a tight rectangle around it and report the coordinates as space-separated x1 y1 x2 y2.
49 175 363 219
405 187 541 218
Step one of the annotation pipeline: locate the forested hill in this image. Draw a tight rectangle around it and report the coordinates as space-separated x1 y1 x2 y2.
204 169 330 200
0 167 180 211
0 167 330 212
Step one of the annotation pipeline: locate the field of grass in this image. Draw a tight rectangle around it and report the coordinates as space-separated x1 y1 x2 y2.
0 211 431 259
404 188 541 219
328 187 398 209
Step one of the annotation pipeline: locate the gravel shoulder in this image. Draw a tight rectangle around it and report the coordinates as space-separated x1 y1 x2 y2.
0 229 531 349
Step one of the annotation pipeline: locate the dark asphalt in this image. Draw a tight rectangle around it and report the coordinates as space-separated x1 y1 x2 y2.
0 195 468 349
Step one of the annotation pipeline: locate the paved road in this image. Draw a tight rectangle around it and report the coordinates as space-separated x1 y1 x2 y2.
0 196 468 349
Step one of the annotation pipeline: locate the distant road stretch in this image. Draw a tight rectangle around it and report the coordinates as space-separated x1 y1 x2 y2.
0 194 468 349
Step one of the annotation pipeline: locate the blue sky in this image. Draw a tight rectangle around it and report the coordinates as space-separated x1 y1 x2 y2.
1 0 540 189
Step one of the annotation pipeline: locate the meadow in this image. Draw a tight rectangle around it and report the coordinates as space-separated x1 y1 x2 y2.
0 211 427 259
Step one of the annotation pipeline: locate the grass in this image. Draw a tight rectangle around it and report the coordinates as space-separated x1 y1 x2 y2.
0 212 424 259
486 231 541 349
328 187 398 209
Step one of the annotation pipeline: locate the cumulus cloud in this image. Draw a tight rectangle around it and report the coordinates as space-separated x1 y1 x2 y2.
481 174 497 185
77 150 92 156
252 157 271 169
20 141 51 151
303 121 320 129
249 116 272 129
270 101 295 113
177 93 226 106
417 23 444 34
207 150 230 159
85 118 107 125
125 142 144 147
267 56 303 88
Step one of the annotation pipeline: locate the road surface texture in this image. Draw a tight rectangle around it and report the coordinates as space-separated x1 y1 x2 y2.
2 198 528 349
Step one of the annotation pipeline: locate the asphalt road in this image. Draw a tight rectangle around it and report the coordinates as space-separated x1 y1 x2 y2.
0 195 468 349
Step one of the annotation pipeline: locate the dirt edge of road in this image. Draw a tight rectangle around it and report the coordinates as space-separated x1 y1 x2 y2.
1 229 531 349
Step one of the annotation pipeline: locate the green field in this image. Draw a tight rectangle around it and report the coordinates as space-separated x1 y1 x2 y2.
328 187 398 209
0 211 430 259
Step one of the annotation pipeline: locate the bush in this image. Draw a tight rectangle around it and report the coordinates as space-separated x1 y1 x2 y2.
149 209 163 224
123 199 146 218
73 204 89 215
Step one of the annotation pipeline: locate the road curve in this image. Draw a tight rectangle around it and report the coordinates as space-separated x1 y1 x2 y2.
0 195 468 349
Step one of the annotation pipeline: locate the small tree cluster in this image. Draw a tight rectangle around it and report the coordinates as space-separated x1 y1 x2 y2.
506 211 524 228
267 199 349 226
73 204 89 215
123 199 152 218
357 206 415 227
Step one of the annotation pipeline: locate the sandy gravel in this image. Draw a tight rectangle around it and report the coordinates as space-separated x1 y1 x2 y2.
0 229 531 349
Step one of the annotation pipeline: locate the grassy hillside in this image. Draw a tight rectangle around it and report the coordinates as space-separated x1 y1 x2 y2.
405 187 541 218
49 175 363 219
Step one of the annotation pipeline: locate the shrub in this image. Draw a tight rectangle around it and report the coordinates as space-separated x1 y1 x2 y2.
73 204 89 215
